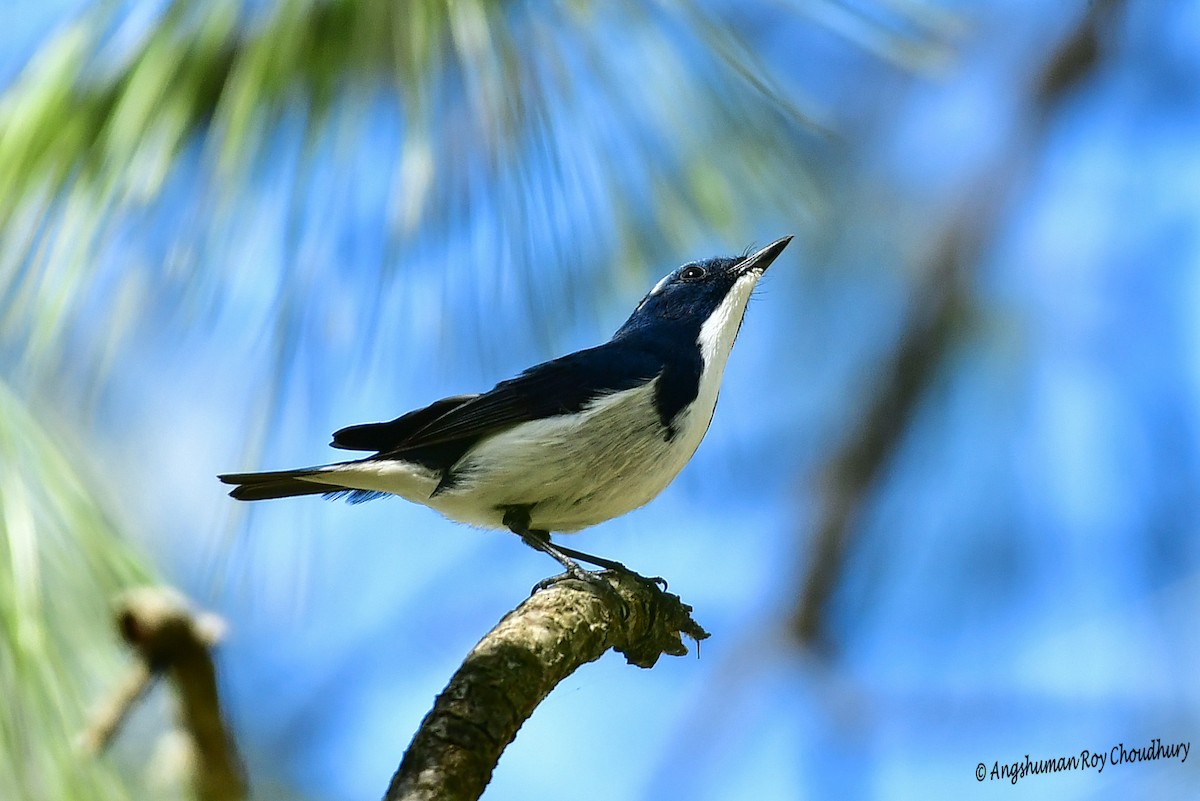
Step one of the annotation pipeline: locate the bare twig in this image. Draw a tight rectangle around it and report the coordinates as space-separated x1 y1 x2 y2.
384 572 708 801
791 244 965 646
789 0 1125 648
83 587 246 801
80 658 156 757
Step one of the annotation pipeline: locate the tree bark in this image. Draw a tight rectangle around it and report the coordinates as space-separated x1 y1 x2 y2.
384 572 708 801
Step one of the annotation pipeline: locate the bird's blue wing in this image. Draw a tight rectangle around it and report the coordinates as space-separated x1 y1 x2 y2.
384 343 666 454
330 394 479 452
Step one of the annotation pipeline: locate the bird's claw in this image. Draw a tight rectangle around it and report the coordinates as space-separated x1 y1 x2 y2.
529 566 667 597
531 567 612 596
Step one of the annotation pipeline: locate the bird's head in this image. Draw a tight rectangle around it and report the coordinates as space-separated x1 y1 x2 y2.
616 236 792 363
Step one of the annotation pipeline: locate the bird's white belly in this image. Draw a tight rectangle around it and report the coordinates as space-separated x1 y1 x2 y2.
428 378 713 532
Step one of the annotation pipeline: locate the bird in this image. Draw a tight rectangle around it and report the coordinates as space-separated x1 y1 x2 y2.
220 236 791 581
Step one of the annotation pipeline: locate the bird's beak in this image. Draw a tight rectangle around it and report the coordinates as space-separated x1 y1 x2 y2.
735 235 793 277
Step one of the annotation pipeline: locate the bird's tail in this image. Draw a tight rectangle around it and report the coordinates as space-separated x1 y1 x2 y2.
219 466 353 502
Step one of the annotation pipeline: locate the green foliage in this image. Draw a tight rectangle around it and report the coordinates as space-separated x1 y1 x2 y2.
0 0 451 219
0 0 854 372
0 379 153 800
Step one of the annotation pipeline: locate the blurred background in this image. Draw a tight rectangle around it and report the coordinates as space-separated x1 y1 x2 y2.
3 0 1199 798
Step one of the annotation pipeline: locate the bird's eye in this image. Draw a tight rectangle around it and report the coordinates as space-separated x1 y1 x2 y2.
680 265 706 281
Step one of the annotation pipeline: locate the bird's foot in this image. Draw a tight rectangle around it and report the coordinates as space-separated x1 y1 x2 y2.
502 507 667 596
530 566 668 598
531 566 613 595
547 541 667 590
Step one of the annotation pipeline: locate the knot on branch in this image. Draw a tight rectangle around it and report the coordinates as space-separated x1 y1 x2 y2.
602 571 710 667
115 587 227 671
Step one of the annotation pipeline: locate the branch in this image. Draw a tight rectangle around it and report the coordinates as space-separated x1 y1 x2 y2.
384 572 709 801
789 0 1126 648
791 242 965 646
83 587 246 801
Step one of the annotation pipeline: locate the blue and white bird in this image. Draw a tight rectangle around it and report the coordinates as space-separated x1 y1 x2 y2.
220 236 791 579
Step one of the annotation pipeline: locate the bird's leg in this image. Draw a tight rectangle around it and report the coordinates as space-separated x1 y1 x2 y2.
501 507 667 591
502 507 596 584
548 542 630 574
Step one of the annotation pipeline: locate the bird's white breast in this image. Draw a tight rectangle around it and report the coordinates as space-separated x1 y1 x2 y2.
430 379 699 531
692 269 761 429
